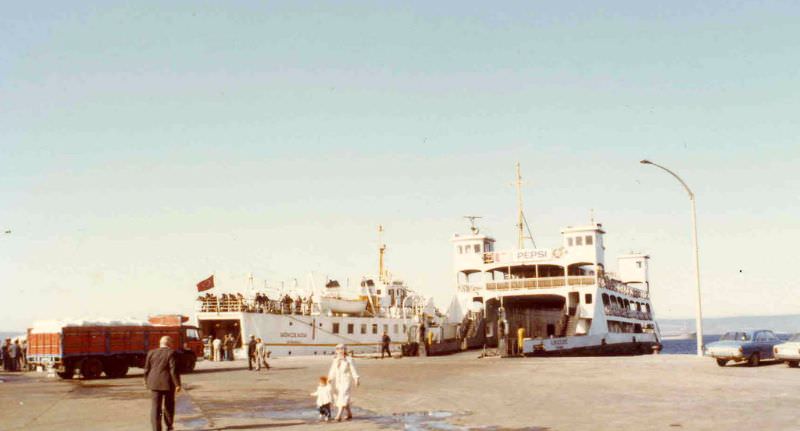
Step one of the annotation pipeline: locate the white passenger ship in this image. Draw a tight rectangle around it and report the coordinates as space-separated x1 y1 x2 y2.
194 227 422 358
445 164 661 356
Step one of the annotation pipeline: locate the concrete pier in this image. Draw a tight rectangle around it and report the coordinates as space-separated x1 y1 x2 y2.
2 353 799 430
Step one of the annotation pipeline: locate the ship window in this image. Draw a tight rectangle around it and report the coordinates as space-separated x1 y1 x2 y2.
372 324 378 334
567 237 573 247
332 323 340 334
602 294 610 306
347 324 354 334
383 324 389 334
360 324 367 334
575 236 583 246
584 294 592 304
393 324 399 334
585 236 593 245
645 304 651 313
458 246 463 254
636 261 642 268
474 244 481 253
403 324 407 334
377 290 381 295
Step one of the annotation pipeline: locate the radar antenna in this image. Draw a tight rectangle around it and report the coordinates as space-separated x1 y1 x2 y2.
463 216 482 234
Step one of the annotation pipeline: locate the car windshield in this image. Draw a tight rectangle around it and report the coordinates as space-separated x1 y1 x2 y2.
790 333 800 342
720 332 749 341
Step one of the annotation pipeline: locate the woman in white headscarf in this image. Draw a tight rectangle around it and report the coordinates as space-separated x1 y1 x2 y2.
327 344 360 421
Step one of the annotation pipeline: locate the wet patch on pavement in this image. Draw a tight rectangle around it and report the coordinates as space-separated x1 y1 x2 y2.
187 395 547 430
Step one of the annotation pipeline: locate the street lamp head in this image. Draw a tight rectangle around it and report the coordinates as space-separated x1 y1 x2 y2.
640 159 652 165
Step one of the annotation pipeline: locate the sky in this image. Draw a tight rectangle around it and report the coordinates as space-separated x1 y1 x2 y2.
1 1 799 331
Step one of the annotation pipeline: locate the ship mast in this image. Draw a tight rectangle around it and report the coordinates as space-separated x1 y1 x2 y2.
514 162 537 249
378 225 387 283
515 162 525 249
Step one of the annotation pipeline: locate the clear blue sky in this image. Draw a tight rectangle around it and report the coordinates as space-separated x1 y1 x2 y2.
2 1 799 331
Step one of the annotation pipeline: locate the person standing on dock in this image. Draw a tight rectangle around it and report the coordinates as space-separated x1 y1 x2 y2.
327 344 359 421
381 331 392 358
225 334 235 361
1 339 10 371
144 335 181 431
212 336 222 362
247 335 257 370
7 339 19 372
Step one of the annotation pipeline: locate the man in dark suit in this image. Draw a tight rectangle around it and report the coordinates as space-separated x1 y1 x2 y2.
144 336 182 431
247 335 257 370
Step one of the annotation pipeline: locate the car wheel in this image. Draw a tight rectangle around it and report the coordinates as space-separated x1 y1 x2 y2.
715 358 728 367
747 353 760 367
787 361 799 368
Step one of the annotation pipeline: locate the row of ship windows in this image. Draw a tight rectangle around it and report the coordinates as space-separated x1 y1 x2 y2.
457 244 483 254
567 235 594 247
330 322 406 335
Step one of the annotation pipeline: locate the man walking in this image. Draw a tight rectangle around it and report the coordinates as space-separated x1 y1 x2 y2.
381 331 392 359
144 336 182 431
247 335 257 370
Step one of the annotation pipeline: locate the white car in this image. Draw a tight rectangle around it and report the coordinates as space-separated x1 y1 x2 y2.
773 333 800 368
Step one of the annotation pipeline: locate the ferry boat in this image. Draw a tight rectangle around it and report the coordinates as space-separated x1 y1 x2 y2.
194 227 423 358
443 164 661 356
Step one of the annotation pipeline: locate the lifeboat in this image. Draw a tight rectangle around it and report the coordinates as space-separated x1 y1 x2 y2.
319 296 368 315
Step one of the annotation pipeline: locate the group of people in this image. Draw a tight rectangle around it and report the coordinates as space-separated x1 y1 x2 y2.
246 335 271 370
208 334 237 361
1 338 26 372
197 291 315 315
145 337 363 431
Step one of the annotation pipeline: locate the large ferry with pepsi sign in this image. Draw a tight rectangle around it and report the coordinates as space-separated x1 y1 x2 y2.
441 163 661 356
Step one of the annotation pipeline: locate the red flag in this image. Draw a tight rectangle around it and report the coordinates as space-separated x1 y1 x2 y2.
196 275 215 292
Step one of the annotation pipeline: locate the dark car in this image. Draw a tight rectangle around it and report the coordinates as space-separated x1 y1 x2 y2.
704 330 781 367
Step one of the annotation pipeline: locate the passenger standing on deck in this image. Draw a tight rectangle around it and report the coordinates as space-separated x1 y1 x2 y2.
327 344 359 421
212 336 222 362
381 331 392 358
247 335 257 370
144 336 181 431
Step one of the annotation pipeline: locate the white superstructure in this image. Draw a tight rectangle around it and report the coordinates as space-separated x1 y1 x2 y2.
194 227 424 357
447 164 660 356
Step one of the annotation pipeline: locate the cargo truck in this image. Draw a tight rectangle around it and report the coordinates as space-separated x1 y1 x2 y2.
26 315 204 379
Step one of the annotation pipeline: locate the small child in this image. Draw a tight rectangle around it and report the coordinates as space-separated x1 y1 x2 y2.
311 376 333 421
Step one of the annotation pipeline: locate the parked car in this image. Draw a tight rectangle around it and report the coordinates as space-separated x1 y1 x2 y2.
704 330 781 367
773 333 800 368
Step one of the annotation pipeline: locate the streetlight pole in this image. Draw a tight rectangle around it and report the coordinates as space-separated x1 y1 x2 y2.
640 160 704 357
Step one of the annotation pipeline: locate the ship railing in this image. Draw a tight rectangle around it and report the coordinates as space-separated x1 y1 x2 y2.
603 307 652 321
601 277 649 299
197 296 314 316
486 276 571 291
457 284 482 293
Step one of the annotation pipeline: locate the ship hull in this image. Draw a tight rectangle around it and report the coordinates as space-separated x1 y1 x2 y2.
522 333 659 356
196 311 412 358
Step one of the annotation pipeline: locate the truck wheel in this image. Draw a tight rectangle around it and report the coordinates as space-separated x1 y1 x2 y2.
104 360 129 378
80 358 103 379
747 353 760 367
57 368 75 379
787 361 799 368
181 354 196 373
715 359 728 367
